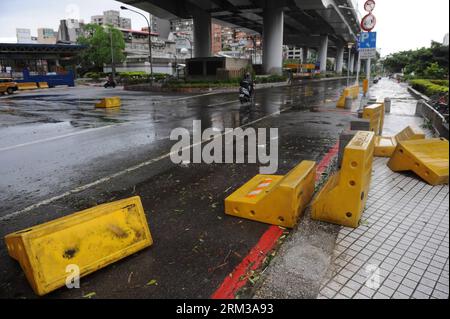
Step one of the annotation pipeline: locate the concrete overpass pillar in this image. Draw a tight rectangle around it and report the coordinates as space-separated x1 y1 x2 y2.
193 13 212 57
335 45 344 74
349 52 355 73
262 7 284 75
318 35 328 72
302 47 309 64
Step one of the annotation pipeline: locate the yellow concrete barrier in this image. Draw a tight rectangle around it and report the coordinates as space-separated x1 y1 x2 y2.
362 103 383 135
387 138 449 186
375 126 425 157
95 97 121 108
38 82 49 89
337 85 359 108
17 82 38 90
311 131 375 228
363 79 369 95
4 196 153 296
225 161 316 228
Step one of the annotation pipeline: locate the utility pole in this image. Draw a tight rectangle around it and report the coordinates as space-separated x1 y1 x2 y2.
109 28 115 83
121 6 153 84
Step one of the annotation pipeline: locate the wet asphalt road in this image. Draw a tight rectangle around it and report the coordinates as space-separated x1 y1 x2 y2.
0 79 356 298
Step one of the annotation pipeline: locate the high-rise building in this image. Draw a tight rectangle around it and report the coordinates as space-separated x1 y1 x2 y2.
443 33 449 46
57 19 84 43
37 28 57 44
211 23 222 54
16 28 33 44
91 10 132 29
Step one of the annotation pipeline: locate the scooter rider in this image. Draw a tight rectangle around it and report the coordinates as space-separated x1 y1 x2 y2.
240 72 254 97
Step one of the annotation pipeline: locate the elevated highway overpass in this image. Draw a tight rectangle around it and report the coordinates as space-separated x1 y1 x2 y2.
121 0 361 74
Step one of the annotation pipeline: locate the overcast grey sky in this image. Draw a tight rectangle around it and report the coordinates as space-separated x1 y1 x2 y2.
0 0 448 56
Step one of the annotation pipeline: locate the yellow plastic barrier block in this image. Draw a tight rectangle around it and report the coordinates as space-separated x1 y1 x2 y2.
374 126 425 157
95 97 121 108
17 82 38 90
38 82 49 89
311 131 375 228
225 161 316 228
387 138 449 186
4 196 152 296
362 103 383 135
337 85 359 108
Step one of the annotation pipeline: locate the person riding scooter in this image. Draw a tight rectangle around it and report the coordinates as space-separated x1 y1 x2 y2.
104 74 116 88
239 72 254 103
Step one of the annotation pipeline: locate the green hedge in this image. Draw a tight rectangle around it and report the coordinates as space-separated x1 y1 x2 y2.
83 71 106 79
409 79 449 97
430 79 449 87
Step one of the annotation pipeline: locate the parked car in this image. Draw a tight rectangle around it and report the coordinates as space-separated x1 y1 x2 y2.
0 77 18 95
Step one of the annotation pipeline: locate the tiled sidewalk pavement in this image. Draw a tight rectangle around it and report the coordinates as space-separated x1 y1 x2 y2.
318 158 449 299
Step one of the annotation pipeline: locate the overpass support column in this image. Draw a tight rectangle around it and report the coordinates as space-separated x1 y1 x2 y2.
335 45 344 74
193 13 212 57
349 53 355 74
302 47 309 64
318 35 328 73
263 7 284 75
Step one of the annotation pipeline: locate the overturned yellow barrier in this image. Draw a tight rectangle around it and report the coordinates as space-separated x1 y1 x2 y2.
38 82 49 89
375 126 425 157
387 138 449 186
4 196 153 296
95 96 121 108
362 103 383 135
337 85 359 108
17 82 38 90
225 161 316 228
311 131 375 228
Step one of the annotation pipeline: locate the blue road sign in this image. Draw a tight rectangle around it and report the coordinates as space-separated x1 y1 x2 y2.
358 32 377 49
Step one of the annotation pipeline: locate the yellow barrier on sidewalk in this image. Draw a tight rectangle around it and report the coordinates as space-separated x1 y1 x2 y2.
4 196 153 296
387 138 449 186
95 97 121 108
337 85 360 108
363 79 369 95
362 103 383 135
17 82 38 90
311 131 375 228
225 161 316 228
38 82 49 89
375 126 425 157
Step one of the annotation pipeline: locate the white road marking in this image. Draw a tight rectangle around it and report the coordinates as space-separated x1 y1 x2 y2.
0 125 115 152
208 100 239 107
1 108 288 222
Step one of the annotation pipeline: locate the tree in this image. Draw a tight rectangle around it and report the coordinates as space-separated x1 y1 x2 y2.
77 24 126 73
382 41 449 79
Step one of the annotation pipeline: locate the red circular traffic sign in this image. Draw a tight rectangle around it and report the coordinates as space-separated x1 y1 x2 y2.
361 13 376 31
364 0 376 12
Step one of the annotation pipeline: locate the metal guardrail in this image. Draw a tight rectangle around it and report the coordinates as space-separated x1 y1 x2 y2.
415 100 449 139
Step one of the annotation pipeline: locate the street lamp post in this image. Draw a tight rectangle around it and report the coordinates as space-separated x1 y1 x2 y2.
347 43 353 86
109 28 116 83
120 6 153 83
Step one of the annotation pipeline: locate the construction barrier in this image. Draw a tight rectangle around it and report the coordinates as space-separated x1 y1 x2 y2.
4 196 153 296
362 103 383 135
17 82 38 90
225 161 316 228
311 131 375 228
363 79 369 95
387 138 449 186
375 126 425 157
337 85 359 108
95 97 121 108
38 82 49 89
